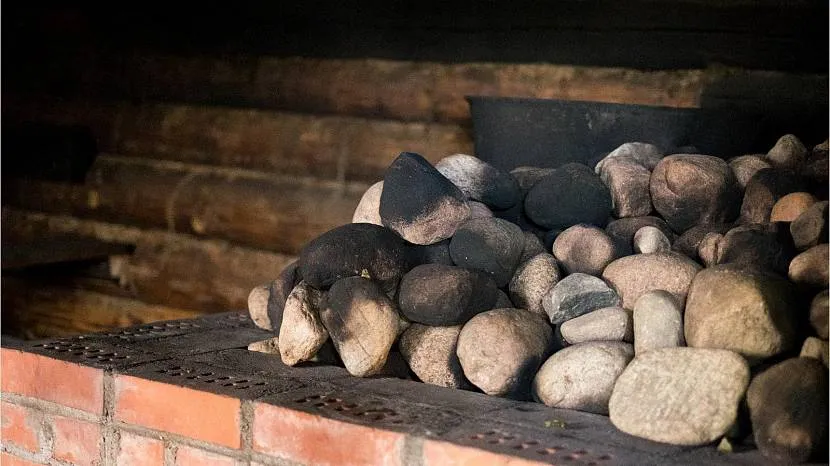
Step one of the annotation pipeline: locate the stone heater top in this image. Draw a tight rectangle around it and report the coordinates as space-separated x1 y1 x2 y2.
2 311 775 466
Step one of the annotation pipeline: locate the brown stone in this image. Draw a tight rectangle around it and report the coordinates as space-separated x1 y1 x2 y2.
810 291 829 339
552 224 618 276
789 244 829 288
739 168 804 224
769 192 817 223
602 252 701 309
729 154 772 190
766 134 808 170
597 158 653 218
791 201 829 251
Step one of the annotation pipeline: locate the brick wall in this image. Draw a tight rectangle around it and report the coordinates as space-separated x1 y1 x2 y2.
0 312 769 465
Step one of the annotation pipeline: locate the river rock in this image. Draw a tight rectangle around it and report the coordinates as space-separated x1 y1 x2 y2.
766 134 808 170
320 277 400 377
510 166 555 195
457 308 553 398
791 201 829 251
650 154 741 232
789 244 829 287
770 192 817 223
810 291 829 339
278 281 328 366
602 252 701 309
525 163 612 229
739 168 804 224
519 231 546 265
299 223 412 289
249 260 301 331
697 232 723 267
494 290 514 309
609 347 750 446
747 357 828 463
435 153 520 209
352 181 384 225
543 273 621 325
509 253 560 316
399 324 469 389
559 306 633 344
410 239 454 266
800 337 829 367
598 157 653 218
533 341 634 415
468 201 494 219
379 151 471 245
247 284 272 331
716 224 793 274
729 154 773 190
633 226 671 254
449 217 525 287
606 216 674 256
672 223 732 261
633 290 684 354
398 264 500 325
552 224 618 276
596 142 664 171
684 265 798 362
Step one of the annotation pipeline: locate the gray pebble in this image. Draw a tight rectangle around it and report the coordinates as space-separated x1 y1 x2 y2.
633 290 684 355
543 273 621 325
633 226 671 254
559 306 633 345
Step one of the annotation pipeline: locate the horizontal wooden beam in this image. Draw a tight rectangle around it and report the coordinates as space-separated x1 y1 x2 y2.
2 209 297 315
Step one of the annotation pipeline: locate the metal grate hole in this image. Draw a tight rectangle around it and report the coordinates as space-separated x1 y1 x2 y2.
152 365 269 390
294 394 405 424
468 429 614 464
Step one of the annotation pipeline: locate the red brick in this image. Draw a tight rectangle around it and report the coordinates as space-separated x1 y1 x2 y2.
0 349 103 414
114 375 240 448
423 439 548 466
1 402 40 453
117 431 164 466
253 402 403 466
52 416 100 466
0 452 43 466
175 445 237 466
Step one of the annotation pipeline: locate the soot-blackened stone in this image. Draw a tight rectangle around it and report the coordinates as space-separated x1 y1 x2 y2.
263 260 302 331
379 152 470 245
716 224 795 275
650 154 741 232
397 264 500 325
320 276 400 377
739 168 804 225
449 217 525 287
435 153 520 209
299 223 412 289
510 166 555 196
409 239 454 266
524 163 612 230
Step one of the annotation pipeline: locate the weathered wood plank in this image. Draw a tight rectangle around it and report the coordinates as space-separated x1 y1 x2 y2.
2 209 297 314
1 278 203 339
3 157 365 253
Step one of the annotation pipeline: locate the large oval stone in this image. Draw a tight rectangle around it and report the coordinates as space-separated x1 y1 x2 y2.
379 152 470 245
609 347 750 446
397 264 500 326
524 163 612 230
299 223 412 290
684 265 798 363
533 341 634 414
320 277 400 377
602 252 701 309
650 154 741 232
457 308 553 398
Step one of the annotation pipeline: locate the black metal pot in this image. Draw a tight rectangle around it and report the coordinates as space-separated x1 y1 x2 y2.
467 96 767 172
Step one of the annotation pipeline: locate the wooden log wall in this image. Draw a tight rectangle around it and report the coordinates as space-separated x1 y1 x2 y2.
2 46 826 337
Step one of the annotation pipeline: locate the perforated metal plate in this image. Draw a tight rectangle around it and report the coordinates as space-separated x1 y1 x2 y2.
192 311 258 329
25 338 164 370
135 327 272 357
81 319 206 343
188 349 356 385
121 360 302 399
262 385 463 437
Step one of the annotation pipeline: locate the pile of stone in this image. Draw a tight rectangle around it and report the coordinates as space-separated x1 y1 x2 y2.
247 135 829 463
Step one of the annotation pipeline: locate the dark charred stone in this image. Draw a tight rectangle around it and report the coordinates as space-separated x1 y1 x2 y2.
379 151 470 245
320 276 400 377
791 201 829 251
747 357 828 463
449 217 525 287
739 168 804 225
409 239 454 266
650 154 741 232
716 224 795 275
510 166 555 196
397 264 500 326
247 260 301 332
299 223 412 289
606 216 674 257
672 223 733 262
518 230 546 265
435 153 520 209
524 163 612 230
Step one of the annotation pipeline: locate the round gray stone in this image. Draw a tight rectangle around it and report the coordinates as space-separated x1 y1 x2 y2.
457 308 553 398
399 324 469 389
595 142 664 171
543 273 621 325
559 306 633 344
766 134 808 170
633 290 684 355
602 252 701 310
533 341 634 414
609 347 750 446
633 226 671 254
509 253 560 317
